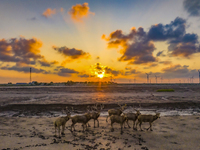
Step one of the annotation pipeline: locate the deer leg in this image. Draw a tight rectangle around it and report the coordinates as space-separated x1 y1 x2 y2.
111 122 114 132
106 116 109 122
133 121 135 129
120 123 123 134
139 122 143 131
61 125 65 135
136 121 139 131
54 127 57 137
126 120 131 128
58 126 61 138
97 119 99 127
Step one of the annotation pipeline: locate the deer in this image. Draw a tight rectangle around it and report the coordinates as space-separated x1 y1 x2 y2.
87 104 104 128
123 108 141 130
106 103 127 122
54 107 71 138
136 112 160 131
110 114 127 134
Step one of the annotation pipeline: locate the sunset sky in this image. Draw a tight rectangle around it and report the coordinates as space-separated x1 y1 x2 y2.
0 0 200 84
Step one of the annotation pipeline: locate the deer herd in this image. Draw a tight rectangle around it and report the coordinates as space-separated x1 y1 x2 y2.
54 103 160 138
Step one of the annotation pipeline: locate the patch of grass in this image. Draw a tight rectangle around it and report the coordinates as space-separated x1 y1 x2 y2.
157 89 175 92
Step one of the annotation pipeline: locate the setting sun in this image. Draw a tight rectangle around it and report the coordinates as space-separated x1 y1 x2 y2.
97 71 105 79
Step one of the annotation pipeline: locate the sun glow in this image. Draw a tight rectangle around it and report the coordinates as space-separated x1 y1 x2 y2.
90 63 107 79
96 71 105 79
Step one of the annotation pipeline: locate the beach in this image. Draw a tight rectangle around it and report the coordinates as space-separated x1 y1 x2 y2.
1 115 200 150
0 84 200 150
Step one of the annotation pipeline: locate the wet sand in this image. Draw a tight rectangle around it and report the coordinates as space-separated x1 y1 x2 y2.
1 115 200 150
1 84 200 149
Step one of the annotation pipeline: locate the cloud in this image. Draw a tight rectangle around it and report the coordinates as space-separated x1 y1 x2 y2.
161 64 197 78
38 60 58 67
0 38 43 64
168 33 200 57
1 66 49 74
102 27 157 65
125 68 140 76
184 0 200 17
103 17 200 62
56 67 79 77
156 51 166 57
68 3 95 22
78 74 90 78
0 37 57 74
104 67 122 76
147 17 186 41
53 46 91 64
43 8 56 18
90 63 122 78
159 60 172 65
148 17 200 58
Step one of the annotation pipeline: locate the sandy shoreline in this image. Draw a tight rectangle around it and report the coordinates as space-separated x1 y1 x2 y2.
1 115 200 150
1 85 200 149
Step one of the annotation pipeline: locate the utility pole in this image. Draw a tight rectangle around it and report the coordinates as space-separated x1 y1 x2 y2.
198 70 200 84
30 68 32 83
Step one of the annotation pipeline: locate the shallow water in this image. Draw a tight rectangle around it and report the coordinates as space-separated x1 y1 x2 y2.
0 85 200 117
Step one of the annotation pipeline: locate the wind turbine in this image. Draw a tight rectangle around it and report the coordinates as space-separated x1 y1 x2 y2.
190 76 194 83
146 73 151 83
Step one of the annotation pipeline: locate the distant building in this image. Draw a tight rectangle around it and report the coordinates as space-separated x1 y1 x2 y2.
16 83 27 85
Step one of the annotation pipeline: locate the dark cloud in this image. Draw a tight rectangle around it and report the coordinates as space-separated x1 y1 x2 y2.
161 64 197 78
125 68 140 76
56 67 79 77
148 17 200 58
53 46 91 64
102 27 157 65
78 74 90 78
156 51 165 57
38 60 58 67
147 17 186 41
159 60 172 65
0 37 56 67
103 17 200 62
168 33 199 57
104 67 122 76
184 0 200 17
1 66 49 74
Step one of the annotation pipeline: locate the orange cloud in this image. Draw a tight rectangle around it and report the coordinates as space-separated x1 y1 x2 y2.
68 3 95 22
42 8 56 18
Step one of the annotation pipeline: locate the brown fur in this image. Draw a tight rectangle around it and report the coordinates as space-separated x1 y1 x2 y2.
136 113 160 131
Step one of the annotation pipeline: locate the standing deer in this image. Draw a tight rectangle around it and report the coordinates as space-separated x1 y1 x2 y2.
106 104 127 122
54 107 71 138
136 112 160 131
87 104 104 128
124 108 141 129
